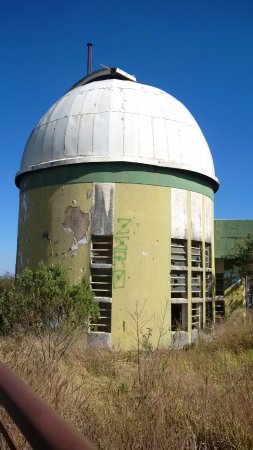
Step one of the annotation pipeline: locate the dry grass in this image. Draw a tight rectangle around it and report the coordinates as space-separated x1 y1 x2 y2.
1 312 253 449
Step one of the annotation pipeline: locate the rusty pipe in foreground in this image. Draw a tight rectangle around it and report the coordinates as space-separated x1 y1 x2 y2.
0 361 97 450
0 420 18 450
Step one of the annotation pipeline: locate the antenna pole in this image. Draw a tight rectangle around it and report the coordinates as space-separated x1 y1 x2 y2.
87 43 93 74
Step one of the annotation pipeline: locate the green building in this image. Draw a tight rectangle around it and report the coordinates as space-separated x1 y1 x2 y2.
215 220 253 315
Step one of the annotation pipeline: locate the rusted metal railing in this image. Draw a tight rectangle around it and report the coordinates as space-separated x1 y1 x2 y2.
0 361 97 450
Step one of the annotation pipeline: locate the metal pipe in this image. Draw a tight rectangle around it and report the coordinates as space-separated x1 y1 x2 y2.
0 361 97 450
87 43 93 74
0 420 18 450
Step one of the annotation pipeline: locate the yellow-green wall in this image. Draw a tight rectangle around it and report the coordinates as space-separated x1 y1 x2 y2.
112 184 171 350
17 184 93 283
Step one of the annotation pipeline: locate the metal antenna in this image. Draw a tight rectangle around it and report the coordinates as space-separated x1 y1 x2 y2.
87 43 93 74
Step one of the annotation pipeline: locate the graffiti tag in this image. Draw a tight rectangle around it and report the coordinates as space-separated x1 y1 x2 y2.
113 219 132 289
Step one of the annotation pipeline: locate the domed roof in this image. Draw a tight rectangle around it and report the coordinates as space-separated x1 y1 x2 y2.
16 68 218 188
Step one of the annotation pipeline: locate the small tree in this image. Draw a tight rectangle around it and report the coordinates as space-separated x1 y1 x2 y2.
232 234 253 310
0 263 99 357
233 234 253 280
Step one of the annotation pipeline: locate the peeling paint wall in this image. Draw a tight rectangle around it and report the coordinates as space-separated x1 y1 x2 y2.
17 183 93 283
63 206 90 242
63 206 90 255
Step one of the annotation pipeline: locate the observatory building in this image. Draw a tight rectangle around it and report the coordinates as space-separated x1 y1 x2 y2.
16 66 219 349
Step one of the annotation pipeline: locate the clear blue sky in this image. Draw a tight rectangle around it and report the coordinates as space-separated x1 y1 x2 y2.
1 0 253 274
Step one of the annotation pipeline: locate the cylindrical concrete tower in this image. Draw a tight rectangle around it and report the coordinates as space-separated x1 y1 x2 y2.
16 67 219 349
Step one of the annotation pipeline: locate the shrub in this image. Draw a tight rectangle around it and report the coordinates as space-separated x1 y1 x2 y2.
0 262 99 339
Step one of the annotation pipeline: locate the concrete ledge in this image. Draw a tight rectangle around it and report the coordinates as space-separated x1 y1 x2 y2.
171 329 199 348
87 332 111 349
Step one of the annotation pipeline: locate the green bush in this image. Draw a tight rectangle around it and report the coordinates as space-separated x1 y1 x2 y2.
0 262 99 336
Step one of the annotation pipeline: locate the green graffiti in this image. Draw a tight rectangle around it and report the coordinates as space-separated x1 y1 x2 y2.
113 250 127 269
113 270 126 289
114 237 129 251
112 218 132 289
116 219 132 236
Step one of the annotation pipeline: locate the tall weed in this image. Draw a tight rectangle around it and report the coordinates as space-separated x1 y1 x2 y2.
1 312 253 449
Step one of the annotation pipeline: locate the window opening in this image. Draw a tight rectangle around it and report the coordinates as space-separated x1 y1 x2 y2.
206 272 212 298
192 272 202 298
89 301 111 333
215 273 225 317
215 300 225 318
191 241 202 268
90 267 112 297
171 239 187 268
90 235 113 333
205 244 211 269
170 239 215 330
216 273 224 296
91 236 113 265
171 304 187 331
171 272 187 299
192 303 202 329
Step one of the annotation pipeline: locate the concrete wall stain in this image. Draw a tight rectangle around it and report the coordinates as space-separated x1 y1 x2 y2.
92 183 115 236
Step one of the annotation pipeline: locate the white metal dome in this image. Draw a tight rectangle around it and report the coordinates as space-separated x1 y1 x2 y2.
17 68 218 186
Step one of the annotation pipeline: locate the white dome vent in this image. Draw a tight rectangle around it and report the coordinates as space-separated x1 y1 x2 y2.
17 68 218 188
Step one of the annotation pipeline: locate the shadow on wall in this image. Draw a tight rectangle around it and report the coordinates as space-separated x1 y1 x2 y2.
225 279 245 315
